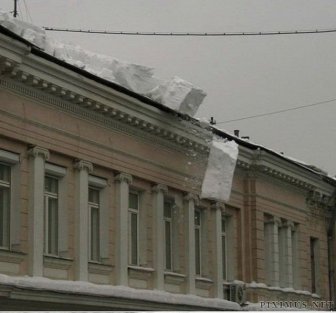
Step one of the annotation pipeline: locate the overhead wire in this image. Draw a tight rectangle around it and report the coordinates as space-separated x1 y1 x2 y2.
216 98 336 124
43 27 336 37
23 0 33 23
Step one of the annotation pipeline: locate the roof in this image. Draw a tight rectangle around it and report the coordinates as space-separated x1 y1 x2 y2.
0 24 334 186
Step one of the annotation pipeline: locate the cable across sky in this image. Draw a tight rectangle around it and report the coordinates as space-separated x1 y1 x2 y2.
216 98 336 124
43 27 336 37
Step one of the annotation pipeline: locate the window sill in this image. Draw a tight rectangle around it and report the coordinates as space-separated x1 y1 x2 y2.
196 276 214 290
164 271 186 285
88 262 113 275
0 249 26 263
128 265 155 273
43 255 73 270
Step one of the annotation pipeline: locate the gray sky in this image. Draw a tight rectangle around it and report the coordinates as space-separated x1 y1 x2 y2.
2 0 336 175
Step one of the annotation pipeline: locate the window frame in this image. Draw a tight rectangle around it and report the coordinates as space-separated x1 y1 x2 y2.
88 187 100 262
128 190 140 266
221 215 227 281
0 162 11 249
164 199 174 271
194 208 202 276
44 175 59 256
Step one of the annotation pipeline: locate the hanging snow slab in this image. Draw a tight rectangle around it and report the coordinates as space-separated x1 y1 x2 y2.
0 12 206 117
201 139 239 202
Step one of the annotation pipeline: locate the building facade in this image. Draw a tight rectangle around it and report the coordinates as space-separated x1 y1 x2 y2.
0 25 335 310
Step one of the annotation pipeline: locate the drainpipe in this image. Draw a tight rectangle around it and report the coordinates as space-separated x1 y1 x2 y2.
327 191 336 308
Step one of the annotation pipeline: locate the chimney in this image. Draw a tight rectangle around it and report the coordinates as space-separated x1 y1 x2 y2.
234 129 240 137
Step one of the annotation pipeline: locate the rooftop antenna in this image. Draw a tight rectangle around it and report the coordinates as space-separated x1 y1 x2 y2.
13 0 18 18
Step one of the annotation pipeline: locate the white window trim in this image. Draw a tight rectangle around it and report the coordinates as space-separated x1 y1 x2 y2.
128 191 140 266
88 175 108 262
164 199 173 271
45 163 67 258
88 187 100 262
44 176 59 256
0 150 20 251
195 208 202 277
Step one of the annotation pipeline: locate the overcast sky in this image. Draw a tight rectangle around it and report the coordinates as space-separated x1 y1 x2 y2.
2 0 336 175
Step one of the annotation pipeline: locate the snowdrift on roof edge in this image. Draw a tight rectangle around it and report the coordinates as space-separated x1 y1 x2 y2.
0 11 206 117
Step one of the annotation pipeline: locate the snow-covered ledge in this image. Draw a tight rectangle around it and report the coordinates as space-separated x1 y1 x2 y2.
0 274 240 310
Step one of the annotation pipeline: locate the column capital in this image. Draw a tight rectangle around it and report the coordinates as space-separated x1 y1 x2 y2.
115 172 133 185
74 160 93 173
152 184 168 194
265 216 282 226
210 201 225 212
184 192 199 205
28 146 49 160
283 220 295 230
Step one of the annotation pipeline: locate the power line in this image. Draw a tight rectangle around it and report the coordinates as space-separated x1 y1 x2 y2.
216 98 336 124
43 27 336 37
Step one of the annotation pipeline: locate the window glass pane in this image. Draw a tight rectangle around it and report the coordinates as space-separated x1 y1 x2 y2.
130 212 138 264
90 206 100 261
165 220 172 270
164 201 172 218
222 235 227 280
45 176 58 194
0 187 10 248
129 192 138 210
0 164 10 183
47 197 58 255
89 188 99 204
195 228 201 275
222 218 226 233
195 210 201 226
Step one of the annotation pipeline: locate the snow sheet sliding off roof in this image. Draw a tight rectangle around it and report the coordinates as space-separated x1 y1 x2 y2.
0 12 206 117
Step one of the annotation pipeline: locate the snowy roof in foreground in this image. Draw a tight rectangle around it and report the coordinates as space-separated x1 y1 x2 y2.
0 274 240 310
0 11 206 117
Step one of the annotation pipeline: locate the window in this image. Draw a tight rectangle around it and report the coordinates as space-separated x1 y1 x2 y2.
44 176 59 255
164 200 173 270
128 191 139 265
222 216 227 280
310 237 318 293
89 188 100 262
0 163 10 249
195 209 202 276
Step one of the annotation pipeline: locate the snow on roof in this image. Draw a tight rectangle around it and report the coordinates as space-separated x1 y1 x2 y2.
0 11 206 117
0 274 240 310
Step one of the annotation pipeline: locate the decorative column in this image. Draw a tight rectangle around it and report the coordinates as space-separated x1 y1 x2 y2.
184 193 198 294
211 202 225 298
264 217 281 286
74 160 93 281
152 184 168 290
28 146 50 277
115 173 133 286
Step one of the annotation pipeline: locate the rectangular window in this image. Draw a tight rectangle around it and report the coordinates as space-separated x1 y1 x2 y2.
195 209 201 276
89 188 100 262
222 216 227 280
0 163 10 249
310 237 318 293
164 200 173 270
44 176 59 255
128 192 139 265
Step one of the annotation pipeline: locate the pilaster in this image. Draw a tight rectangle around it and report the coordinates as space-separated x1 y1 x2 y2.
184 192 199 294
152 184 168 290
28 146 49 277
211 202 225 298
115 172 133 285
74 160 93 281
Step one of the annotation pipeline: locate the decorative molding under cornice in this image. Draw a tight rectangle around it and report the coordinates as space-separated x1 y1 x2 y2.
0 56 210 157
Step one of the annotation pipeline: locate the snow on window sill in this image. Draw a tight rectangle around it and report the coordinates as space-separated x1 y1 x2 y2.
128 265 155 273
247 281 320 297
164 271 186 285
43 255 73 270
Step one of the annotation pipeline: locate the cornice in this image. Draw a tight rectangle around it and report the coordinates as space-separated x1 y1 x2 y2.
0 54 211 156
